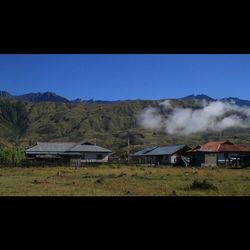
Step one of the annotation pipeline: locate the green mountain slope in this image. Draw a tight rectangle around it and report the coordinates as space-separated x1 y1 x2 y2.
1 98 250 151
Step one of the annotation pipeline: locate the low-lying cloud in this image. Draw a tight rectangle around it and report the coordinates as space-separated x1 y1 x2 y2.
137 100 250 135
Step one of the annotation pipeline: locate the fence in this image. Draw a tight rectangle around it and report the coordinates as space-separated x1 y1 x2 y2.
0 159 141 168
0 160 70 168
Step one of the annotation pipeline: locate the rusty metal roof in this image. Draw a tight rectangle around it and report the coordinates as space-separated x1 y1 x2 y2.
190 141 250 153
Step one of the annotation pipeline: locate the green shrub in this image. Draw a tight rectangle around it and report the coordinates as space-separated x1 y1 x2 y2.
190 179 218 191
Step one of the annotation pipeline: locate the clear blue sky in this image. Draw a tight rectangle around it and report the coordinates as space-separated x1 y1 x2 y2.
0 54 250 100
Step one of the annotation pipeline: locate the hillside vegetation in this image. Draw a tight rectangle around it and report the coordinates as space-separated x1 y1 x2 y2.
1 98 250 151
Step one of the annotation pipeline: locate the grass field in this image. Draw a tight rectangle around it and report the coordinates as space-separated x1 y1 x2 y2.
0 165 250 196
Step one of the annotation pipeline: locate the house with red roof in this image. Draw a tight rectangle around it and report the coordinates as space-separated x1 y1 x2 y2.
187 140 250 167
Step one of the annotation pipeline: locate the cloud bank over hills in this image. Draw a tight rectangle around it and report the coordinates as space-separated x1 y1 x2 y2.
138 100 250 135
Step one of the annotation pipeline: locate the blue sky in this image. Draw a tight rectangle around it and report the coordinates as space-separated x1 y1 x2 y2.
0 54 250 100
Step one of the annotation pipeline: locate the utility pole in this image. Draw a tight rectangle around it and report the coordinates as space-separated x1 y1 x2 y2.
127 135 130 164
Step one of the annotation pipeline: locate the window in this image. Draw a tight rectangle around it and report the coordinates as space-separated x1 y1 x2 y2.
96 154 103 160
217 153 224 161
82 154 85 160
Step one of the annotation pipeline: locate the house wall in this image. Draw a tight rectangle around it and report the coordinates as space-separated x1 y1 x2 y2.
138 156 158 164
26 152 111 163
161 155 178 164
192 152 250 167
217 153 231 166
161 155 171 164
191 152 205 166
240 155 250 167
138 155 177 165
81 152 110 162
145 156 154 164
170 155 177 164
72 153 111 165
204 153 217 166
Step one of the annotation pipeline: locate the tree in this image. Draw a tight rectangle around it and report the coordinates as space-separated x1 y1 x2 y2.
0 146 25 164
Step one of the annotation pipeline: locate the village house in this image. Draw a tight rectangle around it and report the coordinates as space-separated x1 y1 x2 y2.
187 140 250 167
25 141 112 165
131 145 191 166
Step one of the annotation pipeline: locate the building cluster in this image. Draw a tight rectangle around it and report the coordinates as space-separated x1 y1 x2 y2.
25 140 250 167
131 141 250 167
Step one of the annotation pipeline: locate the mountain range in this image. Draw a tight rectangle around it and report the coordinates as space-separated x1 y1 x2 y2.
1 91 250 151
0 91 69 103
180 94 250 106
1 91 250 106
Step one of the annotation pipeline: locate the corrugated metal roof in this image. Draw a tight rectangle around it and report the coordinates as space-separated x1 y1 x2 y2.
68 144 112 153
133 145 188 156
236 144 249 150
190 141 250 153
133 146 159 156
203 141 228 147
26 142 112 153
26 142 77 152
219 144 250 152
199 141 230 151
147 145 188 155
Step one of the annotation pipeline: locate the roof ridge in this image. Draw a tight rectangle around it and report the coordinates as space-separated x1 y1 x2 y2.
158 144 185 148
206 140 227 144
145 145 159 153
38 142 77 144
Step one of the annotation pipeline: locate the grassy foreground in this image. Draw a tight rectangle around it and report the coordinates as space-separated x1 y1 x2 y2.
0 165 250 196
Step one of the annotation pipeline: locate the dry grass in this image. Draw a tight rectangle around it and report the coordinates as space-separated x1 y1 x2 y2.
0 165 250 196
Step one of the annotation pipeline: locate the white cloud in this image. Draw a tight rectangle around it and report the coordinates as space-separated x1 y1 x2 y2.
137 100 250 135
159 100 172 109
137 107 163 130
